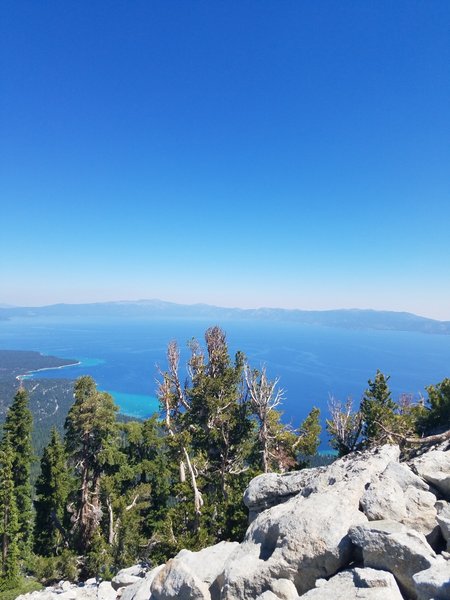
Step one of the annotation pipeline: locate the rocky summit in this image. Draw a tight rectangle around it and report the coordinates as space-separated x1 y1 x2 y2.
18 442 450 600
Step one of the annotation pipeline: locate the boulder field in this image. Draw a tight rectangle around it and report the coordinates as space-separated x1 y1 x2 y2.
18 442 450 600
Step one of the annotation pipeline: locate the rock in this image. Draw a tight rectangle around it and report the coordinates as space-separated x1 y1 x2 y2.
436 500 450 550
145 541 239 600
245 446 400 520
16 592 57 600
413 556 450 599
383 461 431 492
97 581 117 600
244 467 327 520
121 565 164 600
151 558 210 600
361 462 439 544
218 446 399 599
360 475 406 521
60 581 73 591
53 590 78 600
219 489 367 598
256 592 281 600
411 450 450 497
299 567 404 599
112 564 146 590
174 541 239 587
270 578 299 599
349 520 437 598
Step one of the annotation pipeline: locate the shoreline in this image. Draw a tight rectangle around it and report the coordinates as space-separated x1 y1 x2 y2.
16 360 81 381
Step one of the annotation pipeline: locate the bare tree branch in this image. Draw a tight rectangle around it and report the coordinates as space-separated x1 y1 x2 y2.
374 421 450 445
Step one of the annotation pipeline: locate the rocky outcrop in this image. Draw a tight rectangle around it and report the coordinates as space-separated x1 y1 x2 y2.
18 442 450 600
300 567 404 599
348 520 437 597
410 450 450 496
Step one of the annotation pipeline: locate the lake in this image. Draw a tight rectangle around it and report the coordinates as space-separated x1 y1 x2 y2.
1 315 450 430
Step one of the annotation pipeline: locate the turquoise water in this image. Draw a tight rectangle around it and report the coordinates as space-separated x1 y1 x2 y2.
1 315 450 428
103 390 159 419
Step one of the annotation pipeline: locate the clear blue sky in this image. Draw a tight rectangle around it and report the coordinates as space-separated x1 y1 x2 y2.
1 1 449 319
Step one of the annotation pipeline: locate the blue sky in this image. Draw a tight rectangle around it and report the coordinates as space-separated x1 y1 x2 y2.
1 1 449 319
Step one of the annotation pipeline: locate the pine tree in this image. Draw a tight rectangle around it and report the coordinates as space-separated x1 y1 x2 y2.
3 387 33 559
157 327 254 549
360 370 396 445
184 327 254 539
34 428 71 556
0 435 20 591
424 378 450 431
65 376 119 554
294 407 322 468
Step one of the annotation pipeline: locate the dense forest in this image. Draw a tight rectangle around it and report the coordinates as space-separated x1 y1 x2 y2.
0 326 449 595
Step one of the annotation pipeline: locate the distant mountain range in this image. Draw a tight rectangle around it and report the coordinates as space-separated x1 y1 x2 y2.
1 299 450 335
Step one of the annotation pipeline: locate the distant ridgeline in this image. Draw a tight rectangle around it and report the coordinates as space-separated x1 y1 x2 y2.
0 300 450 334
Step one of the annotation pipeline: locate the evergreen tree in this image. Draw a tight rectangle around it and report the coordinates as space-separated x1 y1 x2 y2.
294 407 322 468
65 376 119 555
0 435 20 591
157 327 255 550
99 417 169 570
3 387 33 559
360 370 396 445
423 378 450 431
34 428 71 556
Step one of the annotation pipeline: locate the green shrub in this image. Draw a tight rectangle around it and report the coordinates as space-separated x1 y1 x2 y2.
28 550 79 585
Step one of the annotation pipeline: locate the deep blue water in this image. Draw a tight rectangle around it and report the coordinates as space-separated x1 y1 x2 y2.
1 315 450 432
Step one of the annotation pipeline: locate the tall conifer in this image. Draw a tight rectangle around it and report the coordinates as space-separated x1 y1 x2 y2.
4 387 33 559
34 428 70 556
0 435 20 590
65 376 118 553
360 370 396 444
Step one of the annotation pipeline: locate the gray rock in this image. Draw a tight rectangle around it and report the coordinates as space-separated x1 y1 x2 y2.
256 592 281 600
436 500 450 550
349 519 437 597
218 446 399 599
270 578 299 599
413 556 450 600
411 450 450 497
112 564 146 590
299 568 404 599
144 541 239 600
383 461 431 492
245 446 400 520
244 468 326 520
360 475 406 522
121 565 164 600
174 541 239 587
98 581 117 600
60 581 73 591
151 558 210 600
361 462 439 543
219 489 368 598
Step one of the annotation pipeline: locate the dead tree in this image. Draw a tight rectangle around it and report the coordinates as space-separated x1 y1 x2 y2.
326 396 362 456
156 341 203 515
245 364 284 473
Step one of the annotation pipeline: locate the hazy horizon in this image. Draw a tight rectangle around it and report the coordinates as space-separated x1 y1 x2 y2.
1 2 449 321
1 296 449 323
